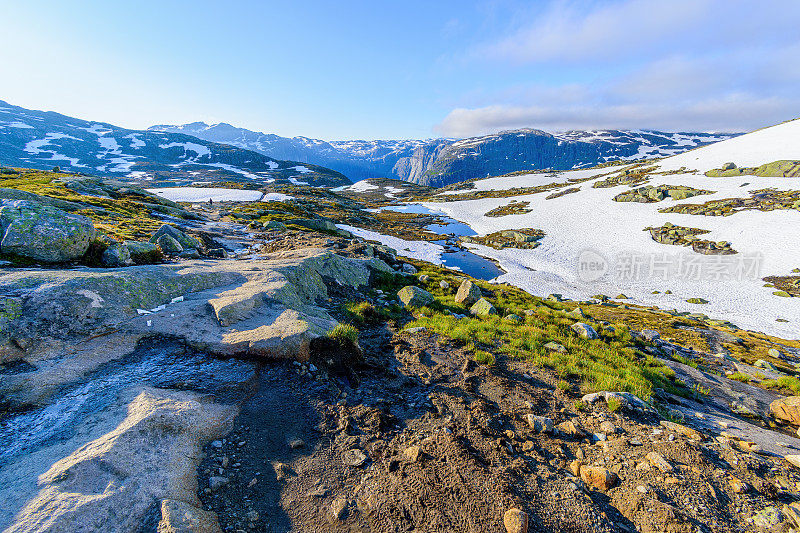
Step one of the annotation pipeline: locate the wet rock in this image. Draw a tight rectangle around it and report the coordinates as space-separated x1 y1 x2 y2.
7 388 236 532
503 508 528 533
397 286 434 307
570 322 598 339
469 298 497 317
0 200 95 262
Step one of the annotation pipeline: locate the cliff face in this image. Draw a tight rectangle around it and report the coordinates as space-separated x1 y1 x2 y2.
150 122 739 187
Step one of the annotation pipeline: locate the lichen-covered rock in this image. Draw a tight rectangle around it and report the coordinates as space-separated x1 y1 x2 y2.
157 234 184 255
125 240 163 264
0 200 95 262
101 243 132 267
469 298 496 317
150 224 201 251
570 322 598 339
397 286 434 307
455 279 482 306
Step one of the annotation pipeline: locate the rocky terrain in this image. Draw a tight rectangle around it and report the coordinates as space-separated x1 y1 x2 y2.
2 161 800 533
150 122 738 187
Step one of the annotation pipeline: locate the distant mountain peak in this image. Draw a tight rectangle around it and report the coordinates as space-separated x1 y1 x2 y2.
151 121 740 187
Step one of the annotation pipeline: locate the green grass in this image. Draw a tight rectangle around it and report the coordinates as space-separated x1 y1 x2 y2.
728 372 752 383
327 323 359 347
606 396 622 412
397 266 678 401
762 376 800 394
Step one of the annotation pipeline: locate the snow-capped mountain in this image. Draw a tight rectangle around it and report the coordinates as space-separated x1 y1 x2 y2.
150 122 738 187
0 101 349 187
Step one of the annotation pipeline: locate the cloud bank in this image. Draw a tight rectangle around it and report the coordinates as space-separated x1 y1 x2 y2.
436 0 800 136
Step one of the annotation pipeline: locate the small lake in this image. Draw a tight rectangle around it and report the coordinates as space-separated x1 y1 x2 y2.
440 249 504 280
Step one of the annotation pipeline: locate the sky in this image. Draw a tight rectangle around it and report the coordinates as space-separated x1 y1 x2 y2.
2 0 799 139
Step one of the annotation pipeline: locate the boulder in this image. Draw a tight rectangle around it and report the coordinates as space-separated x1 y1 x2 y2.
469 298 497 317
101 243 132 267
125 241 163 264
157 234 184 255
571 322 598 339
771 396 800 426
0 200 95 262
397 286 435 308
455 280 482 306
150 224 201 251
401 263 417 275
526 414 553 433
504 314 522 323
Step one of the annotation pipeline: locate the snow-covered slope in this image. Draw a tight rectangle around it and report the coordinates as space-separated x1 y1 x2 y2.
412 120 800 338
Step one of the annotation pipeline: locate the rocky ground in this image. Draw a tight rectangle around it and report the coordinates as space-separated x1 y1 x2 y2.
3 171 800 532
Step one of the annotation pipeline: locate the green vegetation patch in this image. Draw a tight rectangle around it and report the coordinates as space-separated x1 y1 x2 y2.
484 200 532 217
705 160 800 178
461 228 545 250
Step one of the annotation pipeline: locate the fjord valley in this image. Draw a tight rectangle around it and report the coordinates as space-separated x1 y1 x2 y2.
2 1 800 531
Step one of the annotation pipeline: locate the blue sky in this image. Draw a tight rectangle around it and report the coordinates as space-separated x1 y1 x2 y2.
2 0 799 139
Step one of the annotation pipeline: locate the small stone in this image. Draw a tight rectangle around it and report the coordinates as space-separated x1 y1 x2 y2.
503 508 529 533
330 497 349 521
288 438 305 449
418 274 430 283
247 510 259 522
211 440 223 449
730 477 749 493
599 421 616 434
580 465 618 491
439 280 450 289
404 446 422 462
646 451 673 473
342 448 368 467
209 476 229 491
569 460 583 476
526 414 554 433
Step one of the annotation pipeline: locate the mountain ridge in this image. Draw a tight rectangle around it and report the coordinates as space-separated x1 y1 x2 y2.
0 100 350 187
150 121 740 187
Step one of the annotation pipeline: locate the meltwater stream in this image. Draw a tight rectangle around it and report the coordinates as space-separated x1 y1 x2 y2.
0 341 254 468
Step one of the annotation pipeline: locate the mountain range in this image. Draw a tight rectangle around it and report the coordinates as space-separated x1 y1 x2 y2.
151 122 740 187
0 100 349 187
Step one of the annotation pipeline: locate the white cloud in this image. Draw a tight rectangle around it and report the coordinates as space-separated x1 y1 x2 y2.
439 1 800 136
475 0 800 64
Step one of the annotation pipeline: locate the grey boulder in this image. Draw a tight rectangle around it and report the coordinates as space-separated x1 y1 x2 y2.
0 200 95 262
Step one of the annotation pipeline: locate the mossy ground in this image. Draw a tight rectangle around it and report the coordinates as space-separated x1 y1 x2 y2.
0 169 167 241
